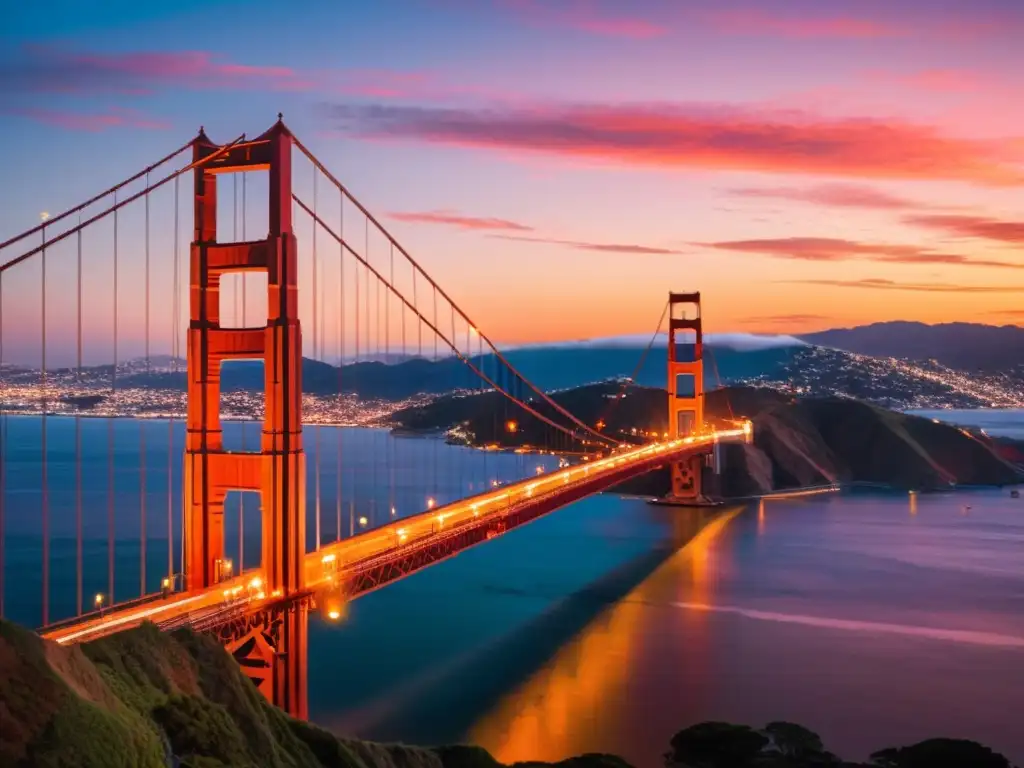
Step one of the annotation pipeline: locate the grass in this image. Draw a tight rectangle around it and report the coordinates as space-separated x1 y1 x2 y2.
0 619 630 768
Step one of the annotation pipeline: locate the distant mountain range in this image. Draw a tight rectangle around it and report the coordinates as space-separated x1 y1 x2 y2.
12 343 796 400
799 321 1024 372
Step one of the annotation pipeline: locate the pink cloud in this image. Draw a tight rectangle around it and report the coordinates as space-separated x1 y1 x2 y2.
8 107 169 132
728 183 924 210
3 46 314 95
904 214 1024 244
873 68 983 92
492 234 683 255
703 237 1024 270
705 9 900 39
326 101 1024 185
387 210 533 231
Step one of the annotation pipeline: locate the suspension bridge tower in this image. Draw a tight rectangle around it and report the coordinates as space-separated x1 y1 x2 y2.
184 117 307 717
666 292 705 501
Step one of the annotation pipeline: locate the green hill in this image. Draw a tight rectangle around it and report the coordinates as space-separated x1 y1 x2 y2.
0 619 629 768
391 384 1024 493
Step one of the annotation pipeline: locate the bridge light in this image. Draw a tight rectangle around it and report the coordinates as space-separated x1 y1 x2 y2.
426 497 436 509
248 576 263 591
596 419 606 431
390 506 396 516
397 527 408 543
506 420 518 433
327 609 342 621
94 593 105 608
358 516 368 527
535 465 543 475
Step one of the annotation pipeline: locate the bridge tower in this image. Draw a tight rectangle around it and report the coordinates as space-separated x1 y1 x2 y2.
184 118 307 717
666 292 705 501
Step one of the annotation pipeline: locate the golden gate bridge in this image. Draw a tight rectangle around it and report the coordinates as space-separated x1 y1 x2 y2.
0 117 750 719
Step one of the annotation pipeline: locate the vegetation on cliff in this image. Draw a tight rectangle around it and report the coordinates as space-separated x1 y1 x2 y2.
1 619 1017 767
0 619 630 768
391 383 1023 494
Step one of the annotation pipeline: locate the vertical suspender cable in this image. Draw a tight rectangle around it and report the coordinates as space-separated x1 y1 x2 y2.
342 191 350 540
0 270 4 619
413 271 420 356
239 172 246 571
364 220 370 359
313 171 321 551
171 175 180 585
109 192 118 605
76 220 84 615
388 244 394 517
41 224 49 626
140 174 150 596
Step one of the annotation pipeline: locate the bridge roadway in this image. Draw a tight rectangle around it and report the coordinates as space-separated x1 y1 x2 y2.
42 425 750 646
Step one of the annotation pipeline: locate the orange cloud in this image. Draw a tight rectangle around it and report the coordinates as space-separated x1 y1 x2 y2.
742 313 833 325
904 214 1024 244
728 183 923 210
701 237 1024 270
787 278 1024 293
492 234 683 255
326 102 1024 185
387 210 533 231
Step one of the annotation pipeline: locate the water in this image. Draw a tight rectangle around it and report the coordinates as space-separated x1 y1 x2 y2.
2 415 1023 765
309 489 1024 766
0 415 559 627
906 407 1024 439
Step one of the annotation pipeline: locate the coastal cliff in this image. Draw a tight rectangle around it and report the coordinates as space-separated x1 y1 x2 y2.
391 384 1024 493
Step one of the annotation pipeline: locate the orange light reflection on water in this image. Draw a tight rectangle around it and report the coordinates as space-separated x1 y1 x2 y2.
469 507 743 764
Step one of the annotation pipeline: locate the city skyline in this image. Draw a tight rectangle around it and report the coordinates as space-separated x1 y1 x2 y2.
1 0 1022 365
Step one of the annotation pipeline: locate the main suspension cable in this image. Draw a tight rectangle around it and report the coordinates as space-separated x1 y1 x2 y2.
598 299 669 432
292 137 614 446
295 196 595 442
1 135 246 274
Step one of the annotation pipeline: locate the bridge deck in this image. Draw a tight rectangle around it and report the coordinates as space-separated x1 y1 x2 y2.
42 427 749 645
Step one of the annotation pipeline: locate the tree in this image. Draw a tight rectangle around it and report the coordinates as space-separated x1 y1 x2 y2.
763 722 826 759
664 722 768 767
870 738 1014 768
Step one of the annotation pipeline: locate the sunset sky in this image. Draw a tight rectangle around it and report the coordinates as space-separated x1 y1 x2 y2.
1 0 1023 364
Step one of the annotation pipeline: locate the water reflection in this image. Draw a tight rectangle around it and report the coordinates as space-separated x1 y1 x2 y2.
470 508 742 764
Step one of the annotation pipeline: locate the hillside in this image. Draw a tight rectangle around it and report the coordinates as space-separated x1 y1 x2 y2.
0 619 630 768
799 321 1024 373
391 384 1024 493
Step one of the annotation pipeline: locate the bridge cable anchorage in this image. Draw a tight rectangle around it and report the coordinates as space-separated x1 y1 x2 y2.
293 196 595 444
76 215 84 616
0 139 194 253
0 135 246 274
597 299 669 436
292 137 615 447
